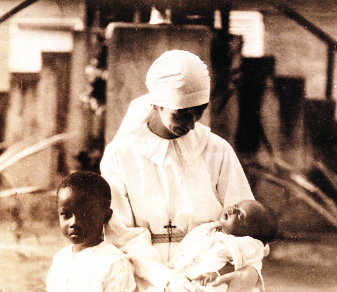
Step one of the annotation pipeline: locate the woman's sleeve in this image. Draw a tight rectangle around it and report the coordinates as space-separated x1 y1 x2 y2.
215 140 255 207
230 237 266 291
100 143 174 289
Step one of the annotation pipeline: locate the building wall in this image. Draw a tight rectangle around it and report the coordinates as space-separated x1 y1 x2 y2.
0 0 86 91
232 0 337 101
0 0 87 188
0 21 10 92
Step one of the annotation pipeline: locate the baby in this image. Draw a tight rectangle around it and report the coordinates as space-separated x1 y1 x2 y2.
169 200 277 291
46 171 136 292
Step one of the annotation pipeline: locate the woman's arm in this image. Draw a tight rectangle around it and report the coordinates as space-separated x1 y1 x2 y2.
168 273 200 292
211 266 259 292
215 140 255 207
100 144 174 289
193 260 235 286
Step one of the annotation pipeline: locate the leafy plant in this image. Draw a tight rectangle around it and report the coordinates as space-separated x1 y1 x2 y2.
0 132 75 198
245 156 337 230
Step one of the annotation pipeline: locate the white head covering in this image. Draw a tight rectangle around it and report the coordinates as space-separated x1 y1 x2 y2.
114 51 210 138
146 50 210 109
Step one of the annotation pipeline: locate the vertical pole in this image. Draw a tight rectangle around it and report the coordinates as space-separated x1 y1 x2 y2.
326 45 335 100
220 0 232 33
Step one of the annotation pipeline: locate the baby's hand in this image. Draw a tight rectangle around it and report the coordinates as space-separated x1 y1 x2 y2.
196 272 219 286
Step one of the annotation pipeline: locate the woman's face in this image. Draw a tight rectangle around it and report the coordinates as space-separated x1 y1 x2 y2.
153 103 208 139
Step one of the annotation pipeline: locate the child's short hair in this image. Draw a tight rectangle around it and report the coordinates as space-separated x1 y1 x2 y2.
57 171 111 208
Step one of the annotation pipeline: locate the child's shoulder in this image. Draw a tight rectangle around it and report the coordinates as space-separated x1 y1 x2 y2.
93 241 129 260
92 242 133 274
52 244 73 263
96 241 124 252
52 242 127 262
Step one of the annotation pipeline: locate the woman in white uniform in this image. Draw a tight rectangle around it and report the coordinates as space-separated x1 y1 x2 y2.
100 50 261 292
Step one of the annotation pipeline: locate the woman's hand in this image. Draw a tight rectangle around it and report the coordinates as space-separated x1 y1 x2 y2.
211 266 258 292
167 273 200 292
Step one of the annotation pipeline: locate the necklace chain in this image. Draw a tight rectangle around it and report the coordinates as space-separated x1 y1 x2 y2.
155 140 186 232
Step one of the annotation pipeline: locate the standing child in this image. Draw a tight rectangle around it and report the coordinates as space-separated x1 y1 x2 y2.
168 200 277 292
46 171 136 292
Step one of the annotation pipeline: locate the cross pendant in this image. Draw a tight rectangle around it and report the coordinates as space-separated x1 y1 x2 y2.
164 219 176 242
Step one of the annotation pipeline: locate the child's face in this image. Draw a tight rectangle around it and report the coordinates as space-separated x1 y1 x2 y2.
220 200 257 236
57 187 112 253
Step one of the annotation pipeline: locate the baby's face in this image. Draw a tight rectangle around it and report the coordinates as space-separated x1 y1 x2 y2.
220 200 258 236
220 204 248 236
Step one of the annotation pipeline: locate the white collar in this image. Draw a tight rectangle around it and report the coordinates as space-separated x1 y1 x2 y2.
131 122 210 166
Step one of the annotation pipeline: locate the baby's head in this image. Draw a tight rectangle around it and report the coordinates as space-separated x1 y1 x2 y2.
56 171 112 253
220 200 277 244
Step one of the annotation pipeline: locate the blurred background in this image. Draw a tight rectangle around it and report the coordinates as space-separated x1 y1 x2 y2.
0 0 336 291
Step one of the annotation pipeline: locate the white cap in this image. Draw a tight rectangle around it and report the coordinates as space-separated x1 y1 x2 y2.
146 50 210 109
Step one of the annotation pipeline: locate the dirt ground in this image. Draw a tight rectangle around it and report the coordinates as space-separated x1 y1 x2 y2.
263 235 337 292
0 225 336 292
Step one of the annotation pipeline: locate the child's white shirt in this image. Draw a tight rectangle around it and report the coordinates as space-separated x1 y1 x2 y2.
46 241 136 292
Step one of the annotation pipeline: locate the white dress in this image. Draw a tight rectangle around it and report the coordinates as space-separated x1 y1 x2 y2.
169 221 267 292
100 95 257 291
46 241 136 292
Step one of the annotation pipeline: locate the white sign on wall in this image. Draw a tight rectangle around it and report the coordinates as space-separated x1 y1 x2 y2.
229 11 264 58
9 18 84 73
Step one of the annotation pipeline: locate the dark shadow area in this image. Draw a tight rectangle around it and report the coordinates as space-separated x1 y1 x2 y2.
235 57 275 154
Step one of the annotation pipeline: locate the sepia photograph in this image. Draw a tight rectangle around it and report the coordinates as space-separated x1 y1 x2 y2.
0 0 336 291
